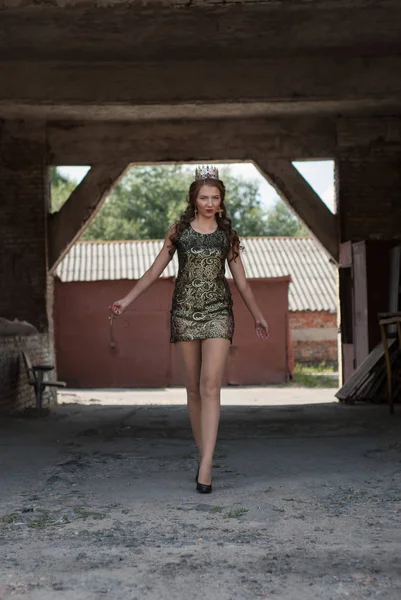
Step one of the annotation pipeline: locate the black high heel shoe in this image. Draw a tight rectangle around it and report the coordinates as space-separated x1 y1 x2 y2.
196 465 212 493
196 481 212 494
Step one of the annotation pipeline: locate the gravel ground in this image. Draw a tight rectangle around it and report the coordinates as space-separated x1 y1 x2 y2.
0 387 400 600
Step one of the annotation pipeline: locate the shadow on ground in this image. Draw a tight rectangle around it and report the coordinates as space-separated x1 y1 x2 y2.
0 396 400 600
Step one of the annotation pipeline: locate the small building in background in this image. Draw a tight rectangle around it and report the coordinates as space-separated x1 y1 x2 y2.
54 237 337 388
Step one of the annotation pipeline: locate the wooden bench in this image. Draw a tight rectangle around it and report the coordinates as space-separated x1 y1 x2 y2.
22 351 66 409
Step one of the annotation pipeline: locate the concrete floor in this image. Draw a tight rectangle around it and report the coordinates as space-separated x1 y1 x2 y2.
0 387 400 600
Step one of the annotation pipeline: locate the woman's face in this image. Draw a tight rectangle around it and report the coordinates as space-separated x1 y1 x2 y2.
195 185 221 218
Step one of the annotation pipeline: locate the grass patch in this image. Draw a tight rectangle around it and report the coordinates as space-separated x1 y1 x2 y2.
0 513 20 525
28 514 52 529
291 362 338 388
73 507 105 520
73 507 92 519
210 506 224 514
223 508 249 519
27 510 66 528
302 361 337 373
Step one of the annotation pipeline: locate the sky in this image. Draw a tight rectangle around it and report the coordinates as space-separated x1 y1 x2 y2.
58 160 335 213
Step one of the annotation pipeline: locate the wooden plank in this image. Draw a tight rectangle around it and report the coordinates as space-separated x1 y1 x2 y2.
353 242 369 367
336 340 396 401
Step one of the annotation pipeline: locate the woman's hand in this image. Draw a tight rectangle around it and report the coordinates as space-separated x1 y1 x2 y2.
109 298 128 317
255 316 269 339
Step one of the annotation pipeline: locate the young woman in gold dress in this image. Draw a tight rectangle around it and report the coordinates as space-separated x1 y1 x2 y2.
110 166 269 493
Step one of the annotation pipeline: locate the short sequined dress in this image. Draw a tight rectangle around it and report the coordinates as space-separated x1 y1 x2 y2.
170 225 234 343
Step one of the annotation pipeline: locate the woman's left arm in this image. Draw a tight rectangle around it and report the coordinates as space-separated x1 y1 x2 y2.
228 248 269 340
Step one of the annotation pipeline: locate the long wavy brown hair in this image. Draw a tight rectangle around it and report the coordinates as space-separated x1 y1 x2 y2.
168 178 242 261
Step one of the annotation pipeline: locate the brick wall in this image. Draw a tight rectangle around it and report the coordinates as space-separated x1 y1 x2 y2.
289 310 338 365
337 117 401 242
0 334 53 413
292 340 338 364
289 311 337 330
0 120 55 412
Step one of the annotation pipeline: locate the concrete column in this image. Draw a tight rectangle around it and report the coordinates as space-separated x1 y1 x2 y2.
0 120 50 329
337 117 401 243
336 117 401 378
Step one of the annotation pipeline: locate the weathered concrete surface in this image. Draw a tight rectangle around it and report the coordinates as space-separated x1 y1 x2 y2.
2 1 401 63
2 1 401 120
48 163 128 271
254 159 338 262
45 117 338 163
0 387 400 599
1 57 401 119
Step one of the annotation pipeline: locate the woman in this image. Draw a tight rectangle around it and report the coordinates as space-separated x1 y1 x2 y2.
110 166 269 494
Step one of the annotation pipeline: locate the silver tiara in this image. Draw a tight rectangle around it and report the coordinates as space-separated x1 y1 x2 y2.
195 165 219 180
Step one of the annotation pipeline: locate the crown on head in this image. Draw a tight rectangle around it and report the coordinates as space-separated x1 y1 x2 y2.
195 165 219 181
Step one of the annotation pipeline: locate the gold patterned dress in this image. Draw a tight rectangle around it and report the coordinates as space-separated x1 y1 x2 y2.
170 225 234 343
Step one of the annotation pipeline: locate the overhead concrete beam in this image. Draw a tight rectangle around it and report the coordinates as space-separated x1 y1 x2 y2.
0 99 399 122
4 1 401 7
46 117 336 163
2 2 401 65
254 159 339 263
48 163 128 272
1 56 401 112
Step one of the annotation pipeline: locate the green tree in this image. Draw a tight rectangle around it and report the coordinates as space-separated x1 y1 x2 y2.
50 168 76 213
219 167 269 236
81 165 270 240
81 165 192 241
52 165 307 240
265 199 307 236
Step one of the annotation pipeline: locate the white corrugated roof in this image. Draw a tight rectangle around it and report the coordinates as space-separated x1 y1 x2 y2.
56 237 337 313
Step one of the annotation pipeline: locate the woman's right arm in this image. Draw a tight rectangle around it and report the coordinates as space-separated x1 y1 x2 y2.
110 225 176 315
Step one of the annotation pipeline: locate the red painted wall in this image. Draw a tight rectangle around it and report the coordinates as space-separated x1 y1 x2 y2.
54 276 290 387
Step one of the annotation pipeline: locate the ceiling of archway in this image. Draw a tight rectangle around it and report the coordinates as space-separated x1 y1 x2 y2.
1 0 401 120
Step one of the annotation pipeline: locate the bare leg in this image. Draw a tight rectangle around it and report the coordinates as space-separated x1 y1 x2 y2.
198 338 231 485
176 341 202 457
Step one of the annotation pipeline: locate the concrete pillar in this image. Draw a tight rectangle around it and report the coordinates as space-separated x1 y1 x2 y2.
337 118 401 243
337 118 401 378
0 120 53 412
